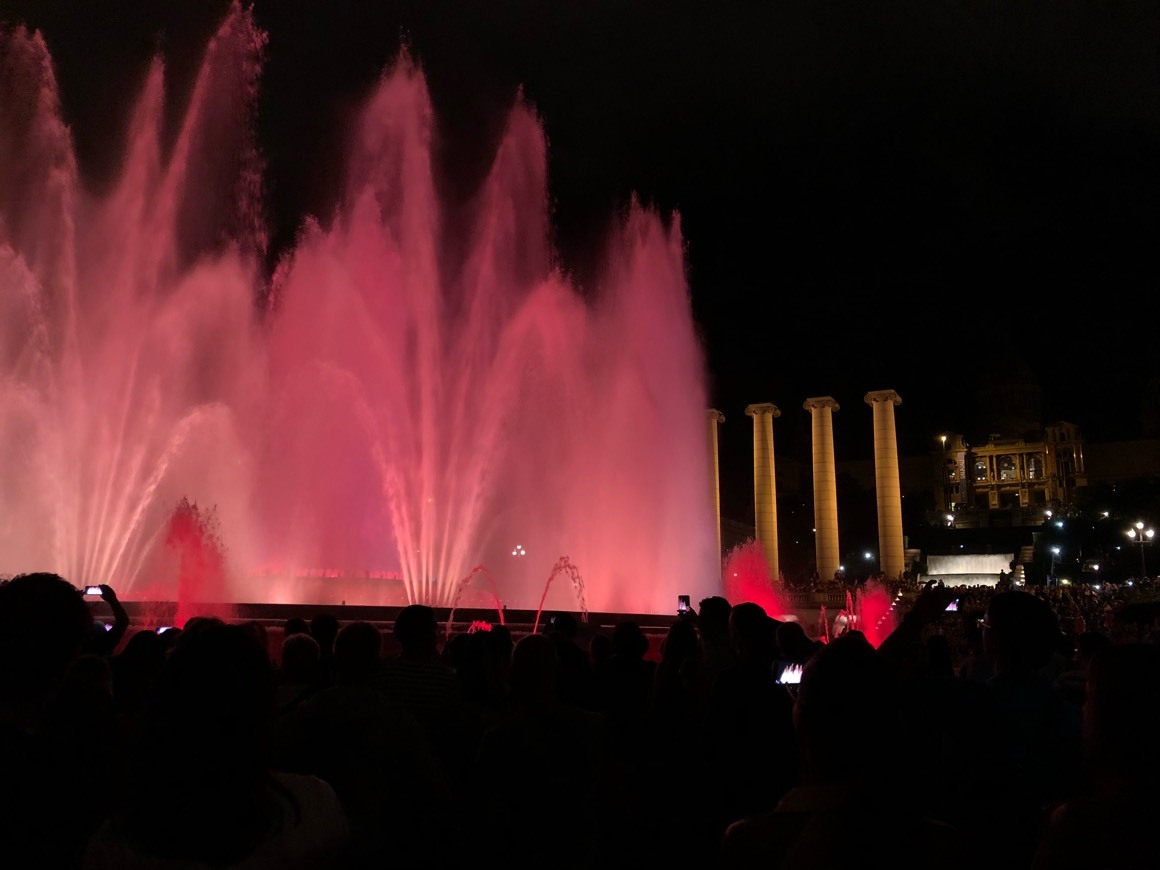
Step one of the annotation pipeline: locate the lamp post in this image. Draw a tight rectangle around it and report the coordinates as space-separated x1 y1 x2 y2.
1050 546 1061 586
939 434 948 511
1126 522 1155 578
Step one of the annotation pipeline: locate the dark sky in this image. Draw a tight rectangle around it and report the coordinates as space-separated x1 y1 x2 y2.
5 0 1160 521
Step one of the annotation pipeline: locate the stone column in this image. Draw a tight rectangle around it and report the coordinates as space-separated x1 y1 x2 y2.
866 389 905 581
707 408 726 573
745 403 780 583
804 396 841 583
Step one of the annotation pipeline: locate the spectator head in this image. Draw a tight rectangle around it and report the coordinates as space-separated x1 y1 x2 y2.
794 632 896 782
309 613 340 655
1074 631 1111 670
698 595 732 639
549 611 579 640
589 631 613 667
0 573 92 703
1084 643 1160 788
279 632 320 683
393 604 439 659
125 622 278 863
509 633 560 703
333 621 382 683
660 617 699 666
140 622 276 785
238 620 270 658
486 623 514 671
611 620 649 659
982 590 1061 674
729 601 777 663
283 616 309 638
776 620 820 665
181 615 224 638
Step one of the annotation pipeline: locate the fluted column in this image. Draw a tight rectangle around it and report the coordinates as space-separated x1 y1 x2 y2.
707 409 726 573
866 389 905 580
745 403 780 583
804 397 840 583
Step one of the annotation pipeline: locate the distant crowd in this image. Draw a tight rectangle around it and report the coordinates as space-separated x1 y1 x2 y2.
1 571 1158 869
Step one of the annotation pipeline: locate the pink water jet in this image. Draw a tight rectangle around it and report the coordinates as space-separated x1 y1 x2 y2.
0 4 721 613
531 556 588 634
721 538 791 620
445 564 505 639
854 580 896 648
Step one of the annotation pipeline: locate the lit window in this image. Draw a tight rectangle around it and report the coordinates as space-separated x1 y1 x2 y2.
999 455 1018 481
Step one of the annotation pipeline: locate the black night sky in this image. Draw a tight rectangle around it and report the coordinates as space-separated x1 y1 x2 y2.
4 0 1159 522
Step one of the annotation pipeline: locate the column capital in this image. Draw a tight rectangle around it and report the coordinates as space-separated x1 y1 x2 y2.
707 408 726 424
745 402 780 418
803 396 840 412
864 389 902 407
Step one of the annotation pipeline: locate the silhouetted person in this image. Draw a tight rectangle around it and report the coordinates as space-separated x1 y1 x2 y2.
702 602 798 836
592 620 656 768
485 622 514 699
721 632 967 869
697 595 736 691
775 620 823 667
110 628 168 728
649 617 704 753
277 631 323 714
445 628 508 729
589 630 614 670
83 622 350 868
80 583 131 658
275 620 454 868
0 572 111 868
310 613 340 686
891 586 1081 870
473 633 618 867
1033 642 1160 870
643 617 709 862
546 611 594 709
375 605 471 789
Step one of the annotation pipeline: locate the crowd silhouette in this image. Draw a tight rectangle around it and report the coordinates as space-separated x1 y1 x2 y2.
0 571 1156 868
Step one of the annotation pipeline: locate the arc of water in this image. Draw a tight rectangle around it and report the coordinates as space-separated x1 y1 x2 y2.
531 555 588 635
89 403 228 587
444 564 505 639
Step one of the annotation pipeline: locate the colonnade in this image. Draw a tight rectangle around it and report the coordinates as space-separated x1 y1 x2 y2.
707 390 905 582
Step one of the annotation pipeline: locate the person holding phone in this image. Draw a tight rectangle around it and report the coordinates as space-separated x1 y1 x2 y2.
80 584 131 657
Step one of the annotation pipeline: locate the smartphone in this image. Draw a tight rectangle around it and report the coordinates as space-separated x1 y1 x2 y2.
677 594 691 614
944 599 960 612
83 585 102 596
776 663 803 685
156 626 175 634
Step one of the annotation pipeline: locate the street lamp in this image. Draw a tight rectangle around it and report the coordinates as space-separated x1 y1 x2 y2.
939 434 949 510
1126 522 1155 578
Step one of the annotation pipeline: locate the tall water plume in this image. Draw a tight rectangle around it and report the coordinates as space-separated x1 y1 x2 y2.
0 4 721 613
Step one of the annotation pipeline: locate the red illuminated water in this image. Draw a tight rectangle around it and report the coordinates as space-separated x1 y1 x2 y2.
531 555 588 634
854 580 896 648
445 564 505 638
0 5 720 613
721 539 791 619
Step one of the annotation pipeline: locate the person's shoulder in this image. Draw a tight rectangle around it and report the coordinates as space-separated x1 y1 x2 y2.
270 769 341 804
720 809 802 868
268 770 351 837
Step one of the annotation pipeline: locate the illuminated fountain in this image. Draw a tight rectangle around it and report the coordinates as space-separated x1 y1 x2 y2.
721 538 791 620
0 5 721 614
